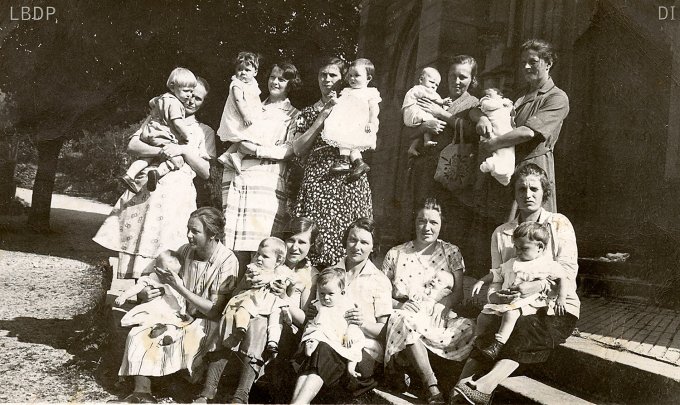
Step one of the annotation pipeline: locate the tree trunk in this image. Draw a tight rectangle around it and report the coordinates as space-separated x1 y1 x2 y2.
27 137 64 231
0 159 17 213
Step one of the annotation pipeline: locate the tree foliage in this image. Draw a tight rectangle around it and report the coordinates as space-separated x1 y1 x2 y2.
0 0 361 141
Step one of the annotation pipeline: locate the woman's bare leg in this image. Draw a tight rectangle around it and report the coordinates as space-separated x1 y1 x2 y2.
404 340 439 396
291 373 324 404
471 359 519 394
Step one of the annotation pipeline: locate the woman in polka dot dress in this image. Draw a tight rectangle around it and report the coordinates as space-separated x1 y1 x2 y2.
292 57 372 268
382 198 475 404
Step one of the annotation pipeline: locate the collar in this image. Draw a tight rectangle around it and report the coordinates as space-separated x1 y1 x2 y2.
501 208 551 236
516 77 556 107
264 97 293 111
335 256 380 276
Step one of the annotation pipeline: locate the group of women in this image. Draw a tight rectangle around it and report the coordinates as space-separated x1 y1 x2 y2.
94 38 579 405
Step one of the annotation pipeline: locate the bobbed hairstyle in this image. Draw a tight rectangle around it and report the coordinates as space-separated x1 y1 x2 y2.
281 217 319 246
259 237 288 262
342 217 379 258
166 67 197 90
317 267 346 290
448 54 478 89
189 207 225 242
512 221 550 247
271 62 302 94
351 58 375 78
520 39 557 67
415 197 444 223
511 163 552 203
235 51 260 71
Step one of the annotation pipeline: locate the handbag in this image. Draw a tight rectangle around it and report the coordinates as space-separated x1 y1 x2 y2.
433 122 476 191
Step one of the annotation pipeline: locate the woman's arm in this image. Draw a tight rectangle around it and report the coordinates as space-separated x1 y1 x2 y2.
156 268 227 319
292 105 333 157
128 134 163 158
163 144 210 179
360 315 388 340
479 126 535 154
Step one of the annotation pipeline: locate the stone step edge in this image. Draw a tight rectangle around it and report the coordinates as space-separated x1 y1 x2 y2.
372 374 594 405
498 375 594 405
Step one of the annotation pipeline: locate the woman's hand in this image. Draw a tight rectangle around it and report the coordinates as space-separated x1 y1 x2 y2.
421 119 446 135
246 265 274 289
238 141 258 156
161 144 186 158
270 279 288 298
554 296 567 316
476 116 493 137
479 136 499 155
509 280 544 298
155 268 182 289
416 98 447 119
137 286 163 303
345 304 364 326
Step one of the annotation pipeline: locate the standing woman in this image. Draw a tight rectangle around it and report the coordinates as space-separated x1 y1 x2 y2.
221 62 301 273
406 56 480 261
292 57 373 269
94 79 211 279
112 207 240 403
475 39 569 214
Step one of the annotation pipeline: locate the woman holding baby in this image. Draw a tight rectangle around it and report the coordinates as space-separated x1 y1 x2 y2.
110 207 240 403
220 61 302 275
291 217 392 404
382 198 475 404
450 163 579 405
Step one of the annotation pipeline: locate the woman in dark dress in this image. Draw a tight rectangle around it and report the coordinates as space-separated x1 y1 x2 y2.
292 57 373 269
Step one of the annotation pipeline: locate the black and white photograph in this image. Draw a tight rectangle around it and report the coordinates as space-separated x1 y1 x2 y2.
0 0 679 403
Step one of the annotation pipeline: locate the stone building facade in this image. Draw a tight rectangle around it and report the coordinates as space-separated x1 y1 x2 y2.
359 0 680 275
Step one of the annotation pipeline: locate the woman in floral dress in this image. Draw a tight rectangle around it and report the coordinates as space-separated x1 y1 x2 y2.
292 57 373 268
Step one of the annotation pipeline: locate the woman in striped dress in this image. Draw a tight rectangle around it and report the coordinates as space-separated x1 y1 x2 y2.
220 62 301 275
113 207 240 403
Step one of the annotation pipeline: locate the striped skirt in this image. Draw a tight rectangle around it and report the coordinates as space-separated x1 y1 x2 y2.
221 159 287 252
118 317 220 381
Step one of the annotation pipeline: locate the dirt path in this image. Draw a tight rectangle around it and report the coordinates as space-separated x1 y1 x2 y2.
0 189 118 402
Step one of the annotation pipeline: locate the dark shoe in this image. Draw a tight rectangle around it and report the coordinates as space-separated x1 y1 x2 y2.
479 339 504 361
147 170 159 191
108 392 157 403
453 382 492 405
329 160 351 174
347 159 370 182
224 327 246 348
119 174 140 193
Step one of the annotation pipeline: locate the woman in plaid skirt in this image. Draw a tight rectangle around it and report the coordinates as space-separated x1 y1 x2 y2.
220 62 302 274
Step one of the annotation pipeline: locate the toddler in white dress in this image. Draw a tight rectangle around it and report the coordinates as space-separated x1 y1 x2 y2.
216 51 273 174
471 222 568 360
321 58 382 182
301 268 365 378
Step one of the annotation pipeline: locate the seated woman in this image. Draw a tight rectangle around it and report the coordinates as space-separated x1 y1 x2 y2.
452 164 579 405
110 207 239 403
291 218 392 404
383 198 475 404
195 217 319 403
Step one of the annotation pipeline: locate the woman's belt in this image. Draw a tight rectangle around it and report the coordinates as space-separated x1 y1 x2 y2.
242 155 277 165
